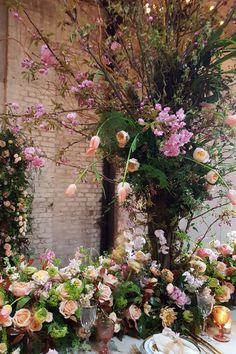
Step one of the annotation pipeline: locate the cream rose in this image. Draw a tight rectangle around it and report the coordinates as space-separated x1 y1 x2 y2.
216 261 226 274
11 282 33 297
127 304 141 321
13 308 31 328
205 170 218 184
190 260 206 273
0 343 7 354
98 283 112 303
116 131 130 148
57 284 70 300
59 300 78 319
109 312 121 333
193 148 210 163
32 270 50 285
128 158 140 173
84 266 99 280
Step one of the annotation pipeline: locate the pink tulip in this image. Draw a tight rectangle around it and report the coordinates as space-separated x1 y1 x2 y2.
117 182 131 203
226 114 236 127
65 184 77 197
227 189 236 205
86 135 100 156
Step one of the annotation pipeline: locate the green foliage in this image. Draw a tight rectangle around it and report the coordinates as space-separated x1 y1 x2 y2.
48 322 68 338
113 280 141 310
0 129 32 264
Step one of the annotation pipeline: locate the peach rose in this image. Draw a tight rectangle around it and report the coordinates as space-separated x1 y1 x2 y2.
217 244 233 255
224 282 235 295
98 283 112 303
205 170 218 184
226 267 236 276
227 190 236 205
117 182 131 204
116 131 130 148
84 266 99 280
216 285 231 303
11 282 33 297
65 184 77 197
126 304 141 321
59 300 78 319
86 135 100 156
32 270 50 285
193 148 210 163
28 318 42 332
150 266 160 277
226 114 236 127
13 308 31 328
128 158 140 173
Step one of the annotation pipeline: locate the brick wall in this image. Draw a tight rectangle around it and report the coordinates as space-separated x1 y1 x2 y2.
1 0 102 264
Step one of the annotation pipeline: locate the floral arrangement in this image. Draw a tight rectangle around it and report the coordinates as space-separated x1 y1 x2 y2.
2 0 235 267
0 128 44 265
0 229 235 353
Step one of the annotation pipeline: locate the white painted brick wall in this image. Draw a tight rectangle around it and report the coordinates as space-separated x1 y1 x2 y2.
3 0 102 264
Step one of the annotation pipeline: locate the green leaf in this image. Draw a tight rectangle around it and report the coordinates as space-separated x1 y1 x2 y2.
140 164 168 188
16 296 31 310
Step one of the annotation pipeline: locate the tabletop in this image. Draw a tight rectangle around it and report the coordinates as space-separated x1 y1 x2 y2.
80 310 236 354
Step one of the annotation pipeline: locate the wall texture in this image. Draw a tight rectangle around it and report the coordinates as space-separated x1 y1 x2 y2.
0 0 102 264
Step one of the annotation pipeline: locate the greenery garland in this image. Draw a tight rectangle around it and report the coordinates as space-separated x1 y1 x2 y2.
0 129 33 264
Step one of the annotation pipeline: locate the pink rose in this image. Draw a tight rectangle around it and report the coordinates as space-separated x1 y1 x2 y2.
59 300 78 319
226 114 236 127
86 135 100 156
110 41 121 51
227 190 236 205
103 273 118 287
126 304 141 321
226 267 236 276
98 283 112 303
11 282 33 297
217 244 233 255
196 248 209 258
13 308 31 328
65 183 77 197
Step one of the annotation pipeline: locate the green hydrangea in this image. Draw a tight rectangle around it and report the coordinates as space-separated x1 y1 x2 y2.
48 322 68 338
47 266 58 277
34 307 48 323
183 310 193 323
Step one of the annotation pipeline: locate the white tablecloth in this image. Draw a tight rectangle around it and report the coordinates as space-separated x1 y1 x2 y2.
87 310 236 353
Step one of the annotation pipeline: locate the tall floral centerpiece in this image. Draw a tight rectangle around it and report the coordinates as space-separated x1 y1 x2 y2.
3 0 236 267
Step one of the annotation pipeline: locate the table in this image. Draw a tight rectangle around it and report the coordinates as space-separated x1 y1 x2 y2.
85 310 236 354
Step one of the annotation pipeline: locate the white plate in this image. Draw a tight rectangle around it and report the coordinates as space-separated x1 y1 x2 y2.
143 336 201 354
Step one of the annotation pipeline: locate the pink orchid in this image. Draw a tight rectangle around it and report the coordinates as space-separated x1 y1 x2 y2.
86 135 101 156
